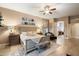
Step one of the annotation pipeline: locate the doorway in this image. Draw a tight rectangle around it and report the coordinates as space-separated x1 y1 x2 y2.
56 21 65 45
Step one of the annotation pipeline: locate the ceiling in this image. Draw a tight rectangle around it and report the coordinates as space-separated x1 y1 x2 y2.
0 3 79 19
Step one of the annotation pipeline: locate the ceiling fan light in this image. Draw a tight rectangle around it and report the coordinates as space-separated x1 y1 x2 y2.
49 12 52 14
45 10 49 14
40 5 56 15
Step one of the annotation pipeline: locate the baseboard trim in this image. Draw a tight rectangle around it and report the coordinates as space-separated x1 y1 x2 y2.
70 36 79 39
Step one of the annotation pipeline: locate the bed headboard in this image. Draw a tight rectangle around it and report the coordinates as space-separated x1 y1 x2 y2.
15 25 37 34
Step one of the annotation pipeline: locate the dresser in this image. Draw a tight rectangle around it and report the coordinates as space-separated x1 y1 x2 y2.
9 33 21 46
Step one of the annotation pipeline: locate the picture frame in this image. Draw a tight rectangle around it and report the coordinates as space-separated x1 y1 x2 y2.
21 17 35 25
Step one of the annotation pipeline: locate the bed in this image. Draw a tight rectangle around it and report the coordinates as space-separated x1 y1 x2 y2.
20 32 45 53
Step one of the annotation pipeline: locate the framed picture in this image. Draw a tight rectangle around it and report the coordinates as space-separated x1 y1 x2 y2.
21 17 35 25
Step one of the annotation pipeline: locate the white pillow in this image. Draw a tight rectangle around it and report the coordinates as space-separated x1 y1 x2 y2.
21 32 27 36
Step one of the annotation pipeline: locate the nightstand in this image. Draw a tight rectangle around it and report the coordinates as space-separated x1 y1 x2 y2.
9 33 21 46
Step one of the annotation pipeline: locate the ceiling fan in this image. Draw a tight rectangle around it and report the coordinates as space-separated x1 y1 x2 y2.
40 5 56 15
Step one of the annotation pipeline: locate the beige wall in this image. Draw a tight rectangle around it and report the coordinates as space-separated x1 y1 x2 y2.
0 27 9 44
49 19 55 34
0 7 47 44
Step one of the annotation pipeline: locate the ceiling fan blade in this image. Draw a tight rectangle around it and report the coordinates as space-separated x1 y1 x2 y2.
43 13 46 15
49 12 52 14
40 10 44 12
50 8 56 11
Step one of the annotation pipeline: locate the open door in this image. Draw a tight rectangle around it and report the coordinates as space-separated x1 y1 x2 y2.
56 21 65 45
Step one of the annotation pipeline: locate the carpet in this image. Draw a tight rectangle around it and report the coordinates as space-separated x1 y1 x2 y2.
9 42 59 56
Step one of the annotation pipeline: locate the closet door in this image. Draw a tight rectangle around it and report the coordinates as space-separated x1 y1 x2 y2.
71 23 79 39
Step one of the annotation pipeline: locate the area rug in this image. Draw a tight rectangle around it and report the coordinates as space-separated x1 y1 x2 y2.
9 43 59 56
